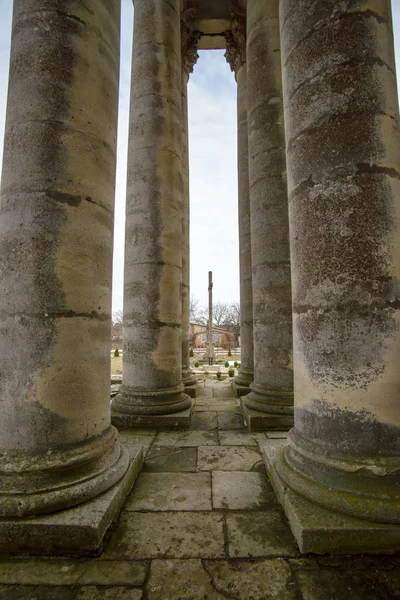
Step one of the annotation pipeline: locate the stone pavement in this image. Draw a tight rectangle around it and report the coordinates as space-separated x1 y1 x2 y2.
0 379 399 599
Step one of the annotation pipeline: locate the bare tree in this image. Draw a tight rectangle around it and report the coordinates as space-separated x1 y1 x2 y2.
112 309 124 324
189 296 201 322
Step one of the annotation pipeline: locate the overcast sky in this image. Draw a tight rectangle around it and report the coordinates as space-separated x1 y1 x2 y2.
0 2 399 312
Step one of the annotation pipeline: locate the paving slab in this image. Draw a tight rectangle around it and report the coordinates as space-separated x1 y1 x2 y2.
213 386 235 398
198 446 262 471
79 561 148 586
143 446 197 472
0 560 87 585
226 511 298 558
293 567 391 600
191 412 218 430
217 413 246 430
0 586 76 600
219 431 265 446
212 471 276 510
77 588 143 599
146 559 218 600
102 512 225 560
203 559 297 600
266 431 290 439
154 431 218 447
125 472 212 511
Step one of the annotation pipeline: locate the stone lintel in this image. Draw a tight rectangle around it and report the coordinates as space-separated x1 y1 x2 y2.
112 404 193 431
262 440 400 555
231 381 251 397
242 400 293 431
0 446 143 557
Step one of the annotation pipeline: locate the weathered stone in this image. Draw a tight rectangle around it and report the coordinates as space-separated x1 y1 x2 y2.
112 0 191 420
242 402 293 431
191 412 218 430
217 413 246 430
226 512 298 558
212 471 276 510
219 431 264 446
0 447 143 556
293 568 389 600
112 406 193 431
146 560 217 599
203 559 297 600
77 588 143 600
103 512 225 560
79 561 148 587
154 431 218 447
0 0 127 520
274 0 400 544
242 0 294 429
263 440 400 555
143 446 197 472
125 472 212 511
197 446 262 471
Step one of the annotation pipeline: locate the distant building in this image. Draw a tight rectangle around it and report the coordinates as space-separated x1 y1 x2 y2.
190 323 235 350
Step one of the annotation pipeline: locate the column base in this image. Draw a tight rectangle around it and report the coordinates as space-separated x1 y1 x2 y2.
232 380 251 397
262 439 400 555
112 403 193 431
184 381 198 398
0 445 143 557
242 399 293 431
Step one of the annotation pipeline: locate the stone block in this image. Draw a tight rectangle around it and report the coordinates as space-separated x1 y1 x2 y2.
112 405 193 431
154 431 218 447
212 471 276 510
124 472 212 511
102 512 225 560
143 446 197 472
183 382 198 398
242 401 294 431
0 447 143 557
226 511 298 558
262 440 400 555
197 446 262 471
231 381 251 397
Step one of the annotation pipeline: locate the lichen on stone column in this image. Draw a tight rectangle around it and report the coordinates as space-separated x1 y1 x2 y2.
275 0 400 523
0 0 128 517
242 0 294 427
113 0 191 417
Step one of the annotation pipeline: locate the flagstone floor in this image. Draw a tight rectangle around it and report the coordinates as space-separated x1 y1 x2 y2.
0 379 399 599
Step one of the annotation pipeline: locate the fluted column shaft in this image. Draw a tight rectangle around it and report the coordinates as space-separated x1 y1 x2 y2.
275 0 400 523
113 0 191 416
243 0 293 424
0 0 127 517
235 64 254 388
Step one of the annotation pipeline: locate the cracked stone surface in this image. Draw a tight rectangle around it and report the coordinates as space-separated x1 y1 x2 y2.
212 471 277 510
2 379 399 599
124 472 212 511
197 446 262 471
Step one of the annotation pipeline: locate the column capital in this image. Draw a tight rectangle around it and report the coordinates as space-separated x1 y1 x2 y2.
181 8 201 76
225 6 246 75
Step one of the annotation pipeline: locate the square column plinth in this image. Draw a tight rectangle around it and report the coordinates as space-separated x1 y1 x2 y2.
262 440 400 555
0 446 143 557
231 381 251 398
242 400 293 431
112 404 193 431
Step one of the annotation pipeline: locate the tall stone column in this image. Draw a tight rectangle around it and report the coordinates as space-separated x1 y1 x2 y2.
268 0 400 553
225 8 254 395
112 0 192 428
242 0 294 430
180 9 200 396
0 1 130 525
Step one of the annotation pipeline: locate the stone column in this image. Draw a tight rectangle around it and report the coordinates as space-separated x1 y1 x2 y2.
0 0 129 520
112 0 192 427
180 9 200 395
225 8 254 394
242 0 294 430
271 0 400 550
